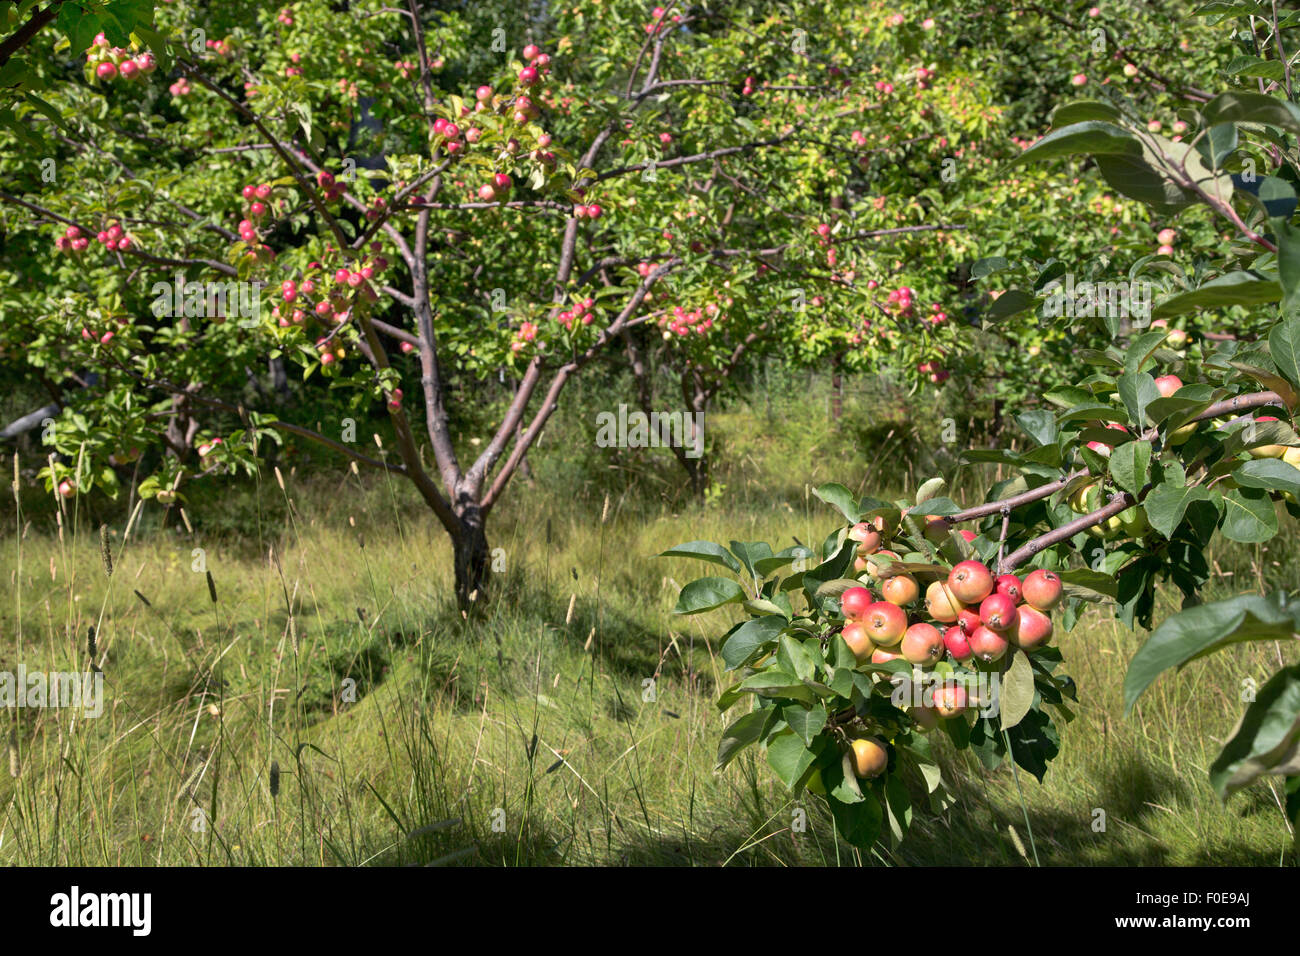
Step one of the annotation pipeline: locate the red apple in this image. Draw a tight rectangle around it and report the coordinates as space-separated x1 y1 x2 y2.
1009 604 1053 651
1022 569 1063 611
1154 374 1183 398
881 573 919 606
979 592 1019 632
841 621 874 661
948 560 994 604
862 601 908 647
925 580 964 623
967 625 1009 663
943 625 974 662
840 586 873 619
900 622 945 665
995 574 1023 604
932 683 967 717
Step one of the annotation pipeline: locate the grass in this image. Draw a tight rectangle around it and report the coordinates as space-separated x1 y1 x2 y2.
0 383 1296 866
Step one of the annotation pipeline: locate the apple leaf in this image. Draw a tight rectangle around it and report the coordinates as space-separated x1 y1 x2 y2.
1124 591 1300 714
828 789 883 848
1151 272 1282 318
659 540 742 574
1234 458 1300 497
716 708 772 769
720 614 787 670
1142 461 1216 538
1049 100 1122 126
1109 439 1152 496
814 482 860 522
1269 316 1300 393
1209 664 1300 799
1000 650 1036 730
765 732 817 791
1219 487 1279 543
1013 120 1142 164
673 576 745 615
1200 90 1300 135
782 702 828 747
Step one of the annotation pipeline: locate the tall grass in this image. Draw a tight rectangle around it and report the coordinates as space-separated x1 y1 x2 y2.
0 381 1295 866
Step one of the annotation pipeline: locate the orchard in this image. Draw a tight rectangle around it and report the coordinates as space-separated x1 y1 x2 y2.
0 0 1296 880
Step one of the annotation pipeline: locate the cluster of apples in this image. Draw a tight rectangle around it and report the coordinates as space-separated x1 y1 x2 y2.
840 558 1063 779
85 34 156 83
839 526 1064 672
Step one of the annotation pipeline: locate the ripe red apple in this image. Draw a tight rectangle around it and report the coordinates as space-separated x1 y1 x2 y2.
979 592 1018 632
925 580 964 623
841 621 874 662
57 479 76 499
519 66 539 85
967 625 1009 664
900 623 945 665
995 574 1023 604
956 608 982 633
1021 569 1063 611
1154 374 1183 398
948 560 994 604
943 625 974 662
881 573 919 606
862 601 907 647
522 43 541 61
848 521 882 555
1009 604 1053 651
932 683 967 718
850 738 888 779
840 586 873 619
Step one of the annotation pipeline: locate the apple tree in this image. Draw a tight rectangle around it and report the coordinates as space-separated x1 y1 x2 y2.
669 4 1300 852
0 0 935 606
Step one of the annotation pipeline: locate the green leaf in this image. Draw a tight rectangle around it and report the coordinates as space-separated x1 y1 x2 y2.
1152 272 1282 318
813 483 860 523
716 708 771 769
1124 592 1300 713
735 670 818 705
1200 90 1300 134
1234 458 1300 497
1049 100 1122 126
1117 372 1161 426
672 577 745 615
986 289 1036 321
721 615 786 670
766 732 817 790
828 790 883 849
1269 317 1300 392
1210 665 1300 798
659 540 742 574
728 541 773 579
1000 650 1036 730
753 546 815 577
1220 487 1279 543
782 703 828 747
971 256 1010 279
1109 439 1152 496
1013 121 1142 164
1143 461 1215 538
